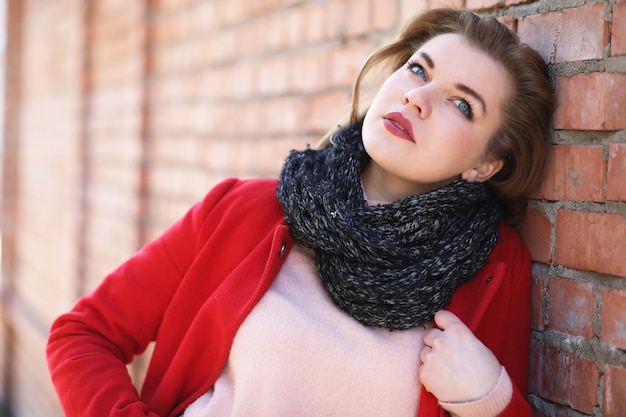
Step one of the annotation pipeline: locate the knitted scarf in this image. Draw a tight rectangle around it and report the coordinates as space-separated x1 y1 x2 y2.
276 124 502 330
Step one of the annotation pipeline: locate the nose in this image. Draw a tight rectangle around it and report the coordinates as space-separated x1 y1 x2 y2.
402 86 432 119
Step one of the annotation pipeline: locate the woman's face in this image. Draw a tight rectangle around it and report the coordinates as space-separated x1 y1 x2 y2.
361 33 511 201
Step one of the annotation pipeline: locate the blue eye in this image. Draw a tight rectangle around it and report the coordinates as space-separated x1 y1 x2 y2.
455 99 473 121
406 61 427 81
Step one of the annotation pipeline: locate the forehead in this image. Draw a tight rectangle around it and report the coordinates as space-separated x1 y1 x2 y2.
411 33 493 66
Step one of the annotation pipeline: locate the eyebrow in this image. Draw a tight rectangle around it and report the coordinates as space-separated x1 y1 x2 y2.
419 51 488 115
455 83 487 114
418 52 435 69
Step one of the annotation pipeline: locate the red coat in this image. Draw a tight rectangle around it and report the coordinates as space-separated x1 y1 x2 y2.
47 178 532 417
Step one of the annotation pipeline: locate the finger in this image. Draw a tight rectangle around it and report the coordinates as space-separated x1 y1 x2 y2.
433 310 463 330
417 364 429 387
419 345 432 364
422 328 442 347
417 361 434 389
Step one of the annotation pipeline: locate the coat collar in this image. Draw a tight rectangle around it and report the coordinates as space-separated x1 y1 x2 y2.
446 261 506 332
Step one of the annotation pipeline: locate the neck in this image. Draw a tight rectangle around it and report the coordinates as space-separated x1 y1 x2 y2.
360 161 455 202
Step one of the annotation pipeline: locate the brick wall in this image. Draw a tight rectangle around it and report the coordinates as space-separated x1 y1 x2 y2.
514 2 626 416
0 1 624 416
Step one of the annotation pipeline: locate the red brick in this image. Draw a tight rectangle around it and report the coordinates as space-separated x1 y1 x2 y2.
210 0 237 20
605 366 626 417
232 0 277 19
600 288 626 349
289 49 330 93
302 3 325 43
324 1 350 40
554 73 626 130
256 56 290 95
347 0 371 37
399 0 429 23
529 341 599 413
156 0 180 12
307 90 352 132
607 143 626 201
219 64 254 101
555 211 626 277
466 0 499 11
262 97 306 135
518 5 608 64
531 276 546 331
517 13 561 63
255 14 285 53
154 12 186 44
212 102 240 136
614 1 626 56
497 15 515 31
535 145 605 202
238 101 263 136
372 0 398 30
429 0 464 8
519 207 553 264
232 21 257 58
547 277 595 338
329 41 373 88
279 8 306 49
189 2 218 33
556 4 609 62
254 137 306 176
505 0 533 5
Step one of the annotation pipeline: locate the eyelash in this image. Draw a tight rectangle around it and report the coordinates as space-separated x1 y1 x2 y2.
405 59 474 121
406 60 427 81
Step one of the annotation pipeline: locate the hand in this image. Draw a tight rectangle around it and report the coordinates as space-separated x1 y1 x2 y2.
419 310 502 403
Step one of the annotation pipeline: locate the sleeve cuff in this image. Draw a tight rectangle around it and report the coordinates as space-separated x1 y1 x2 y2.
438 366 513 417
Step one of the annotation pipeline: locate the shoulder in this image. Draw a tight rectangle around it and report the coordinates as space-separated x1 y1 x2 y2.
202 177 280 203
189 178 285 241
488 222 531 267
483 222 532 297
198 178 283 218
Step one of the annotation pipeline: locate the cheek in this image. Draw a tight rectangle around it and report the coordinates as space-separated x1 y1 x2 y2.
371 76 408 106
457 136 493 165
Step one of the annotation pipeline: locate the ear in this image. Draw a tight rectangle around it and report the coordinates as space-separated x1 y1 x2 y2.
461 159 504 183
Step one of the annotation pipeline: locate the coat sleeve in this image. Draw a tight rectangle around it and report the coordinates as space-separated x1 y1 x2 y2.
46 179 240 417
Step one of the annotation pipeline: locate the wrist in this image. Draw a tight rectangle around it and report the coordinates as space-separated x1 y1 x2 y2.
438 366 513 417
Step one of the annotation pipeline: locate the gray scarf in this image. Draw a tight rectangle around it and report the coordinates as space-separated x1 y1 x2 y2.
277 125 502 330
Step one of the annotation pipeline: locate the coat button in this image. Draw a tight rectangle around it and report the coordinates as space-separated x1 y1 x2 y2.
279 242 288 258
486 276 492 283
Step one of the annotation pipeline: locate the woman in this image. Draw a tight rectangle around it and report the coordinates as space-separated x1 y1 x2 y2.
47 8 554 417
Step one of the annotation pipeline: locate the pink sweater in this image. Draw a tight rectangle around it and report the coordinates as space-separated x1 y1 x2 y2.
183 244 512 417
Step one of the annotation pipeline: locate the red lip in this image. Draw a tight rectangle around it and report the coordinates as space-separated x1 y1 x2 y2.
382 112 414 143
